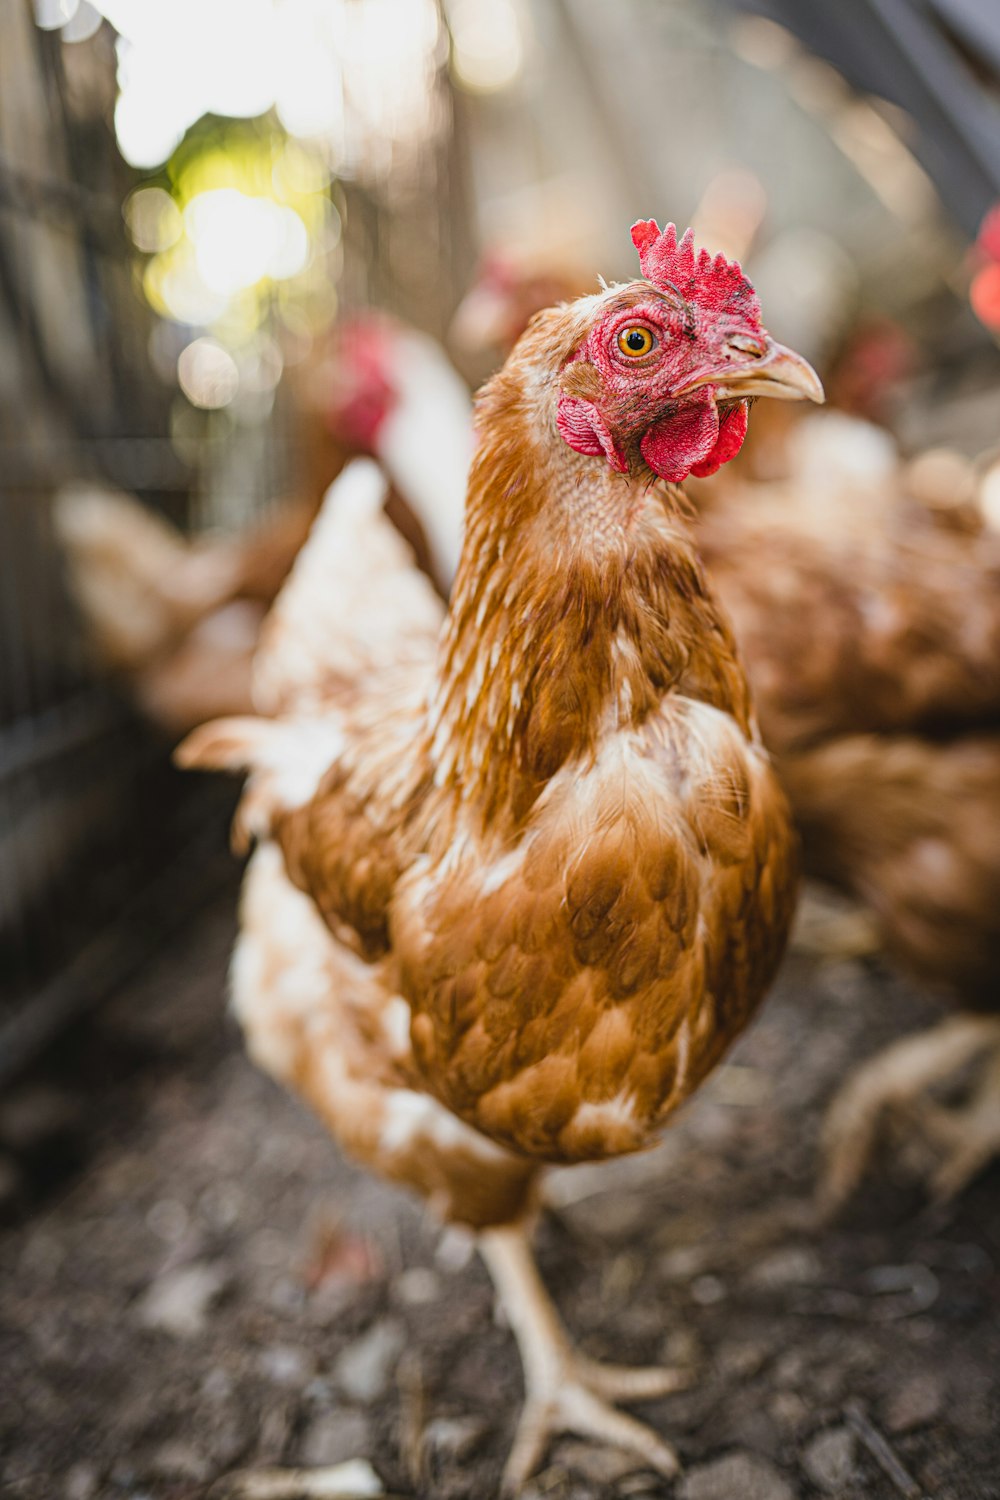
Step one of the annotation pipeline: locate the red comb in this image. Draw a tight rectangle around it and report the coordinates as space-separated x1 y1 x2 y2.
631 219 762 329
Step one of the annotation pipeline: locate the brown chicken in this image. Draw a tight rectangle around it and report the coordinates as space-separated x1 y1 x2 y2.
456 256 1000 1207
179 220 822 1492
689 427 1000 1208
54 481 318 736
779 732 1000 1208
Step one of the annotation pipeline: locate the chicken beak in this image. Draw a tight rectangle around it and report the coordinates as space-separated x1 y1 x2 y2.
711 338 825 404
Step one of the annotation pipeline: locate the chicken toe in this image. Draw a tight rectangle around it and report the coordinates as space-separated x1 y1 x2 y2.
817 1013 1000 1216
479 1224 685 1496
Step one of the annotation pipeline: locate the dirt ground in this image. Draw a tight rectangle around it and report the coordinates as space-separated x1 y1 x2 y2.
2 878 999 1500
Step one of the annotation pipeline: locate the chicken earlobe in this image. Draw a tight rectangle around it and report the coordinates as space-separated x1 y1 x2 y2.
556 393 628 470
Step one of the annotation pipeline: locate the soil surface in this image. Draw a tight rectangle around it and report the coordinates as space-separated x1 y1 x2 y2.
2 880 999 1500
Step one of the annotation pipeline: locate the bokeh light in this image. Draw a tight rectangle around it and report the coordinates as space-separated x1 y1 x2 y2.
33 0 78 31
123 187 182 254
177 337 240 408
448 0 524 94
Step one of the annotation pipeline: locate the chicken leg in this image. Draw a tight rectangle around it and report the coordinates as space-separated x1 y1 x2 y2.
818 1013 1000 1215
479 1223 685 1495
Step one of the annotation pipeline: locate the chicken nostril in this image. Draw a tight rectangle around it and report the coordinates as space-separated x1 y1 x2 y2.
728 335 766 359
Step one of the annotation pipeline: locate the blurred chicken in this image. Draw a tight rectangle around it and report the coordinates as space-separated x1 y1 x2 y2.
784 733 1000 1210
695 420 1000 748
54 482 271 735
56 318 472 736
320 313 473 593
179 221 821 1492
451 245 597 361
690 419 1000 1207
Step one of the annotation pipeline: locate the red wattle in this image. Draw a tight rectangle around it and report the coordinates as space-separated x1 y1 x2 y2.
557 395 628 472
640 393 720 482
689 400 748 477
640 395 749 481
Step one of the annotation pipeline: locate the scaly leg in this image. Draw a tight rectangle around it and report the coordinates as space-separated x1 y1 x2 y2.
479 1222 685 1496
818 1013 1000 1217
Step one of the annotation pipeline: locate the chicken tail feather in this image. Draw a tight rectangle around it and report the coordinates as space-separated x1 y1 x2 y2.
176 716 344 851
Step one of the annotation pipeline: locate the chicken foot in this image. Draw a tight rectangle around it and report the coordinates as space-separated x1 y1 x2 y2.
478 1222 685 1496
818 1013 1000 1216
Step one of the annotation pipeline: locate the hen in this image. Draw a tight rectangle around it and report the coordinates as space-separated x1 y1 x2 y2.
456 257 1000 1207
53 482 274 735
179 219 821 1492
55 319 469 736
320 313 474 593
691 428 1000 1208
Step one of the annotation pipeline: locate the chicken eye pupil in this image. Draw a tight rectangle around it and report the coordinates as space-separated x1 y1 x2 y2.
617 326 653 357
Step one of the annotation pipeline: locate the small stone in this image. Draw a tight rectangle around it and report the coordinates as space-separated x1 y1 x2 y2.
801 1427 856 1492
659 1245 713 1282
436 1225 475 1272
289 1459 383 1496
150 1440 210 1481
678 1451 794 1500
716 1340 768 1379
146 1199 189 1243
746 1247 821 1290
393 1267 442 1306
884 1371 945 1433
63 1462 99 1500
690 1274 726 1305
423 1415 488 1463
770 1392 809 1433
268 1274 306 1315
334 1318 406 1402
660 1327 702 1367
773 1349 808 1388
300 1408 373 1466
259 1343 316 1387
136 1261 228 1337
201 1366 234 1402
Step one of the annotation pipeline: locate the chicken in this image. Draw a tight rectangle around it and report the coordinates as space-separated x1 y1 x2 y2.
781 733 1000 1209
369 269 1000 1210
178 219 822 1493
321 313 474 593
451 245 597 362
53 482 273 736
55 320 469 736
694 420 1000 749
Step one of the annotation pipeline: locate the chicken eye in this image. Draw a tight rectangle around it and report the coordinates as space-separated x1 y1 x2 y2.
616 325 654 358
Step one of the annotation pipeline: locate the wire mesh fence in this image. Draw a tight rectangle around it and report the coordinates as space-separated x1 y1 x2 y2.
0 0 468 1082
0 7 229 1081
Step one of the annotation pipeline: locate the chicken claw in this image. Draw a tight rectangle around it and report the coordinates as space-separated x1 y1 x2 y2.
817 1013 1000 1216
479 1225 685 1495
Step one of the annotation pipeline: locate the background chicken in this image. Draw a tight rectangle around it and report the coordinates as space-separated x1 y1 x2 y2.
688 423 1000 1208
180 221 821 1493
53 316 471 738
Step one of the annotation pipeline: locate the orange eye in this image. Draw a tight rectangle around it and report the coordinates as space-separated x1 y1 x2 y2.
617 325 654 358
